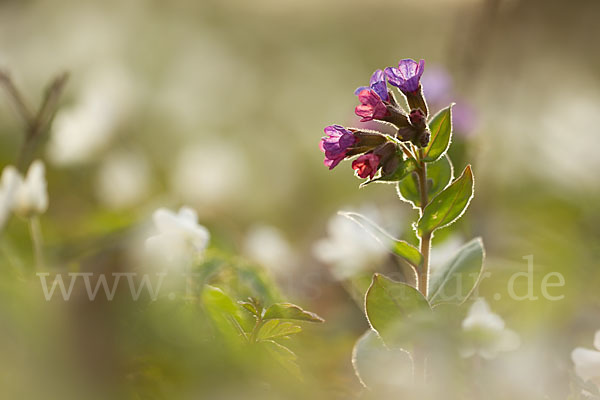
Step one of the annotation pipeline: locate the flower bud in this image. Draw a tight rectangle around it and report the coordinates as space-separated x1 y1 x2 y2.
405 87 429 117
352 153 381 179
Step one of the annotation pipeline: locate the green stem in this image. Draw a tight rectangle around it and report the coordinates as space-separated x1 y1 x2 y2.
416 149 431 298
29 216 45 270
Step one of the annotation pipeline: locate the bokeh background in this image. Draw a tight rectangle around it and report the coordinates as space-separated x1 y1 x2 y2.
0 0 599 398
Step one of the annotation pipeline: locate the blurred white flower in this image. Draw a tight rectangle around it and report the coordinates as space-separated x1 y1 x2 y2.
243 224 295 274
171 141 245 206
95 151 150 209
145 206 209 267
572 331 600 388
11 160 48 218
47 65 134 165
313 208 388 280
460 298 520 359
0 165 20 229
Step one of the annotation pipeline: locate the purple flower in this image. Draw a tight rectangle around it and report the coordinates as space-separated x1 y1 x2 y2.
320 125 357 169
355 89 389 122
352 153 381 179
385 59 425 94
355 69 389 102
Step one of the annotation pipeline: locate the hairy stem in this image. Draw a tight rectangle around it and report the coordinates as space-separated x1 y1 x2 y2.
416 149 431 298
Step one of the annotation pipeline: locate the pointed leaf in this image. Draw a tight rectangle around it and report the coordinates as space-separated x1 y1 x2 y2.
263 303 324 323
422 104 453 162
417 165 474 235
339 211 422 269
392 241 423 269
428 238 485 306
352 329 413 389
365 274 431 347
397 154 453 208
202 285 249 342
260 340 302 379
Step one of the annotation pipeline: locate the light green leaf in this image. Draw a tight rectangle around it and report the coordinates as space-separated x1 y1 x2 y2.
422 104 453 162
260 340 302 379
257 319 302 341
397 154 453 208
202 285 248 342
428 238 485 306
352 329 413 389
393 241 423 269
417 165 474 235
339 211 422 269
365 274 431 347
263 303 324 323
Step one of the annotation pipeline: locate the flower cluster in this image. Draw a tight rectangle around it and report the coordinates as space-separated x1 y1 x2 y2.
320 59 431 181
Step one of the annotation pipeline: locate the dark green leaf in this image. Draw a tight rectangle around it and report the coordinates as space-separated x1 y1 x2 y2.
428 238 485 305
397 154 453 208
365 274 431 347
417 165 474 235
361 157 417 186
263 303 324 323
422 104 453 162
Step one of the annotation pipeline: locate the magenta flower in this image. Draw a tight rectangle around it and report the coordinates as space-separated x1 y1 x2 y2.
385 59 425 94
355 69 389 102
320 125 357 169
352 153 381 179
355 89 389 122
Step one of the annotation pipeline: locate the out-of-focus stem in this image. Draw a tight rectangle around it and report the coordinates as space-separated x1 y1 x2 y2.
29 216 44 270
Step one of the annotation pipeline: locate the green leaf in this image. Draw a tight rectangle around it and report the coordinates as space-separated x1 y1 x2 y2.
352 329 413 389
202 285 249 342
422 104 453 162
417 165 474 235
397 154 453 208
339 211 422 269
392 241 423 269
428 238 485 306
365 274 431 347
260 340 302 379
238 300 259 317
263 303 324 323
257 319 302 341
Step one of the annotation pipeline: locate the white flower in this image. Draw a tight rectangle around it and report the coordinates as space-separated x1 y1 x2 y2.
313 208 388 280
95 151 150 209
572 331 600 388
243 224 294 274
0 160 49 220
460 298 520 359
145 206 210 267
0 165 20 229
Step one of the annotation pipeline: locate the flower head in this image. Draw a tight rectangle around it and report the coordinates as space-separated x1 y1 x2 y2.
355 89 389 122
385 59 425 94
352 153 381 179
0 160 50 218
572 331 600 388
355 69 389 102
460 298 520 359
146 206 210 265
320 125 357 169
